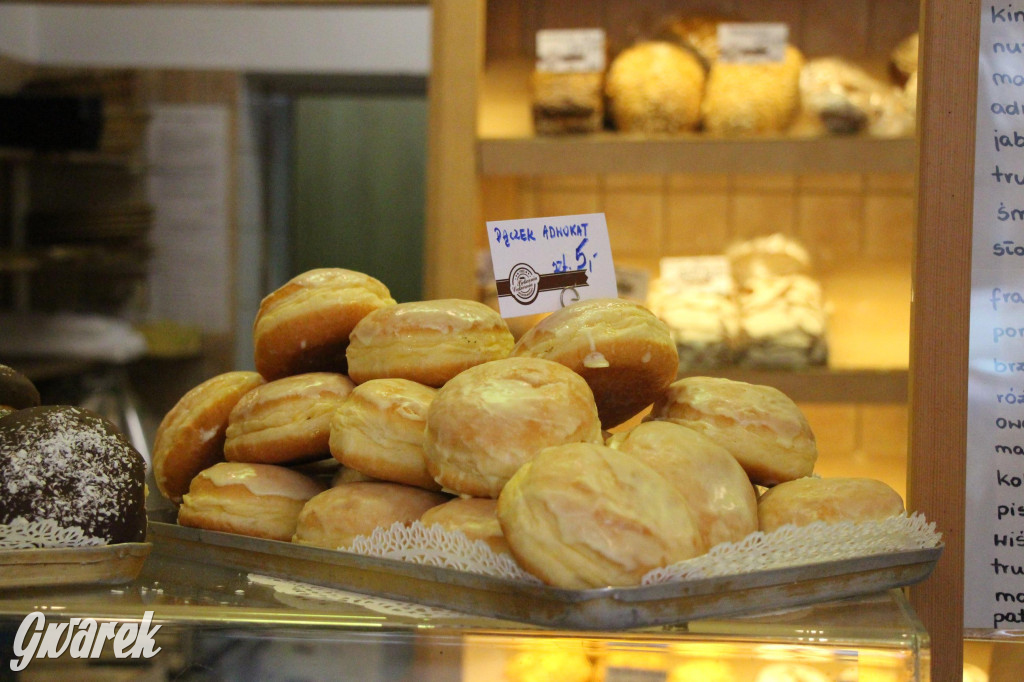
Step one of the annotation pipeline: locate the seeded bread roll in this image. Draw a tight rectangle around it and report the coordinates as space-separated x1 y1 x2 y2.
178 462 326 541
292 481 449 550
346 299 514 387
606 420 758 548
512 297 679 429
649 376 817 486
497 442 707 589
424 357 603 498
329 378 440 490
253 268 395 380
702 44 804 135
757 476 905 533
605 41 706 134
152 370 266 505
224 372 354 466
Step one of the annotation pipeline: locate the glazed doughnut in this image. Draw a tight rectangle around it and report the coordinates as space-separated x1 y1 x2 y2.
224 372 354 466
177 462 326 541
252 268 396 380
419 496 511 556
329 378 440 490
757 476 905 533
152 370 266 505
424 357 603 498
649 376 817 486
606 420 758 548
0 405 147 547
497 442 706 589
512 297 679 429
0 363 40 413
346 298 515 387
292 481 449 550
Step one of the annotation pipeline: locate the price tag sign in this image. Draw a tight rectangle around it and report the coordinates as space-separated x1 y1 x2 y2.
717 22 789 63
536 28 606 73
659 255 734 294
487 213 617 318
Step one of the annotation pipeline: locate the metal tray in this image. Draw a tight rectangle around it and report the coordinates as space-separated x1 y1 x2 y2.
148 520 941 630
0 542 151 590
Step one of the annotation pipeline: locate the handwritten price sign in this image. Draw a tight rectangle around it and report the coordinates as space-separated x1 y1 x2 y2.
486 213 618 318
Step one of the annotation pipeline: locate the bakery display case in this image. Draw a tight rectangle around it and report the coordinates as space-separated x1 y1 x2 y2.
0 548 931 681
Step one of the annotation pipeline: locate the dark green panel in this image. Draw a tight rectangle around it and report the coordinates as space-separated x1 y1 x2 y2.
291 94 426 303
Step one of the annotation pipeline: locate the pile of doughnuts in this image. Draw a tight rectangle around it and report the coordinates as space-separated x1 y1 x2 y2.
153 267 906 590
0 364 148 549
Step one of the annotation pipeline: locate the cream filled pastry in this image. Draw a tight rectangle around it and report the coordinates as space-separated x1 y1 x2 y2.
497 442 707 589
512 297 679 429
607 420 758 548
649 376 817 486
646 278 740 369
346 298 515 387
329 378 440 490
424 357 603 498
224 372 354 466
177 461 326 541
736 274 829 368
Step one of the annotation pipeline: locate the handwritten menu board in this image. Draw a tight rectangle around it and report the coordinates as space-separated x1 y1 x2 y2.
965 4 1024 631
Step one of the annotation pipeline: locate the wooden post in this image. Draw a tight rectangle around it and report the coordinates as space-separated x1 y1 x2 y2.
909 0 979 679
424 0 485 300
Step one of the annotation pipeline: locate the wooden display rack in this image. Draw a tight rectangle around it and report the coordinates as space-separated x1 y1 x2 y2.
425 1 976 679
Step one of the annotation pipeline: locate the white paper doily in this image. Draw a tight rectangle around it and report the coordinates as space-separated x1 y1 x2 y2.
0 517 106 550
246 573 467 620
348 520 541 583
340 513 940 587
642 511 940 585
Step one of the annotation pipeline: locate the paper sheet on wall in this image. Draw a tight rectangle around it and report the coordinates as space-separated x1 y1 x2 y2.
145 104 231 334
965 3 1024 632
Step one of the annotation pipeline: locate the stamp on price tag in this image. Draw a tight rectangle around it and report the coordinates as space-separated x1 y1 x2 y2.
486 213 617 318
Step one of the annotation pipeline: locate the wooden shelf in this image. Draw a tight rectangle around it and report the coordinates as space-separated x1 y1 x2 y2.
478 59 916 176
479 135 917 175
